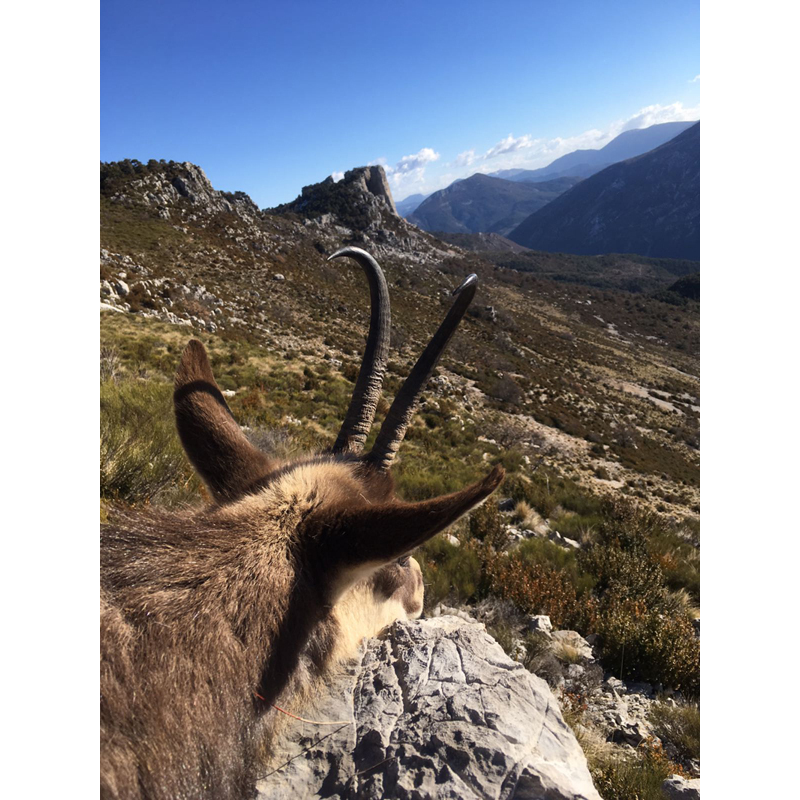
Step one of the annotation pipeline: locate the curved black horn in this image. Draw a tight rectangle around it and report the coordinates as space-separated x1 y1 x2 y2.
367 273 478 472
328 247 392 455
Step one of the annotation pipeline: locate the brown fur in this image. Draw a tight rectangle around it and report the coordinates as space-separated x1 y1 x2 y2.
102 283 503 799
101 396 502 798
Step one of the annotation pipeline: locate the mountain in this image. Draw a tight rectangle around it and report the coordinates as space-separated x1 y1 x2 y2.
407 174 581 236
507 122 700 260
432 231 532 254
395 193 429 217
268 165 400 231
492 121 697 184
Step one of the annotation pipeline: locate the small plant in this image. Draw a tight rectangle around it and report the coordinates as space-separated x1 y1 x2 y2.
418 533 484 610
100 378 202 506
649 702 700 763
590 739 688 800
512 499 533 525
468 498 508 551
553 641 583 665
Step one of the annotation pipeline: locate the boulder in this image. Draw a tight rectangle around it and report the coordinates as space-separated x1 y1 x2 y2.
551 630 594 661
527 614 553 636
662 775 700 799
258 616 601 799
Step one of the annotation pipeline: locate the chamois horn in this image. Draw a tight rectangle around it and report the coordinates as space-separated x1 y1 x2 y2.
367 273 478 472
328 247 391 455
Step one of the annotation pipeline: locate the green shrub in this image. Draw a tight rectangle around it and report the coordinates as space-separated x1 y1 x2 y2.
591 743 682 800
512 538 596 595
417 534 484 609
100 378 202 506
468 499 507 550
596 592 699 695
649 702 700 763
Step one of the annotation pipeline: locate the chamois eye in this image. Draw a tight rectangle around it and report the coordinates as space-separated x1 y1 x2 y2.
397 555 411 567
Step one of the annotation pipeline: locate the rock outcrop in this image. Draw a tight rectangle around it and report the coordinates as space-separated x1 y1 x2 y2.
268 166 399 227
662 774 700 799
103 160 261 221
257 616 601 799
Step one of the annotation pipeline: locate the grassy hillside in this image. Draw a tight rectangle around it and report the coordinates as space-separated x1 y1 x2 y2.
100 160 700 793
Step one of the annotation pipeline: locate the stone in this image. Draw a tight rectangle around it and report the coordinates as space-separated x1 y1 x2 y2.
497 497 516 512
114 279 130 296
444 534 460 547
527 614 553 636
566 664 585 679
258 617 601 799
273 273 286 281
662 775 701 799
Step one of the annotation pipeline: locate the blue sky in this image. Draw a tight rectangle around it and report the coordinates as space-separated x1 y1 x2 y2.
101 0 699 205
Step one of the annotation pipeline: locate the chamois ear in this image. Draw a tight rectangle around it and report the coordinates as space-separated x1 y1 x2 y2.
174 340 276 503
319 465 505 568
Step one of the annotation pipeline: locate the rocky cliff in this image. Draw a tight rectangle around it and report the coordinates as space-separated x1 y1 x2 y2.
270 166 398 226
258 616 601 800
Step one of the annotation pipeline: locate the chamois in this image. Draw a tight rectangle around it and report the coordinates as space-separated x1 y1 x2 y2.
100 247 503 800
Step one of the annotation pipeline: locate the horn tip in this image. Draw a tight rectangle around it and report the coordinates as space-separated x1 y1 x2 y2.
453 273 478 296
327 245 369 262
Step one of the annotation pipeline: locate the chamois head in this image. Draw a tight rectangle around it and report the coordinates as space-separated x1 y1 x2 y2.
101 248 502 799
173 247 502 610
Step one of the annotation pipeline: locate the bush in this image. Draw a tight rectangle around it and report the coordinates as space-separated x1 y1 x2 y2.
578 500 701 694
468 499 507 550
488 556 598 631
595 593 700 695
100 378 202 506
591 741 684 800
417 534 484 609
649 702 700 764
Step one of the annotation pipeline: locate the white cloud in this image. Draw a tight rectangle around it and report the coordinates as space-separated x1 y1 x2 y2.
394 147 440 173
690 74 700 83
382 147 441 198
485 133 536 158
331 170 345 183
387 99 700 199
454 149 477 167
613 102 700 134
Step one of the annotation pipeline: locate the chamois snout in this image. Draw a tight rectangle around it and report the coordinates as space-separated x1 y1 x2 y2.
372 556 425 619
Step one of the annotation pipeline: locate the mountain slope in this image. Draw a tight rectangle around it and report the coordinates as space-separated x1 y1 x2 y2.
493 120 697 184
408 174 580 236
507 122 700 260
396 193 429 217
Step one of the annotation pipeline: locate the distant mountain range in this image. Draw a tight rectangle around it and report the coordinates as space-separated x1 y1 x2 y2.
507 122 700 260
395 193 429 217
407 174 581 236
490 120 697 184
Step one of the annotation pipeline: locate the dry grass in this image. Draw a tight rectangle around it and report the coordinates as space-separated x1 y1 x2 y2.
552 641 584 665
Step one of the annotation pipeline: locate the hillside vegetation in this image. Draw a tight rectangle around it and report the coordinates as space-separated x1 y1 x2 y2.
100 159 700 795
